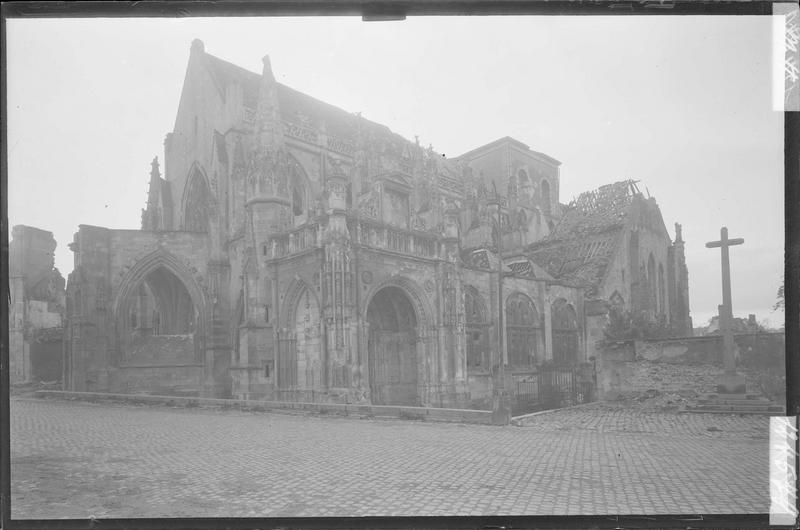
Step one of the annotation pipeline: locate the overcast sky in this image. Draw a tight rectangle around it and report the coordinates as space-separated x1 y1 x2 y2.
6 16 785 328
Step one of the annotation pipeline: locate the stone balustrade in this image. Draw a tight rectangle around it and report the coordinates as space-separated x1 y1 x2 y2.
353 220 440 259
268 224 321 259
266 219 441 260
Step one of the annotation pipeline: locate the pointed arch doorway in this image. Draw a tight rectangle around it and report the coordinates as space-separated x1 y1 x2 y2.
366 286 419 406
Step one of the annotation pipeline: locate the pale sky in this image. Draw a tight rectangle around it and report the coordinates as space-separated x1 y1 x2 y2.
6 16 785 328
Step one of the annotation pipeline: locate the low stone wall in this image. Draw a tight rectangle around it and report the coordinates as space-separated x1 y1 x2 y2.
636 332 784 366
33 391 495 425
108 364 205 395
597 358 723 402
596 332 785 405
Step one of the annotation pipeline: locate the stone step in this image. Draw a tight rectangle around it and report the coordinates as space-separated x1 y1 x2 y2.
698 399 771 405
685 404 785 414
682 408 786 416
692 404 783 411
702 393 766 401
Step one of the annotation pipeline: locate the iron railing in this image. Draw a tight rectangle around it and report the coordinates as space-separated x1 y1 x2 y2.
513 365 595 415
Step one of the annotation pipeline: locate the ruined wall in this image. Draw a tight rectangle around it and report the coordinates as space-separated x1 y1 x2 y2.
64 226 216 394
596 332 785 402
8 225 65 384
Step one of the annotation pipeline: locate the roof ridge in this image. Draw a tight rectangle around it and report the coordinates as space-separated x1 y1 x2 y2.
203 51 261 79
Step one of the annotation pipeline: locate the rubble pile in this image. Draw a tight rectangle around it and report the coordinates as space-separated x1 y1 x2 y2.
604 388 700 412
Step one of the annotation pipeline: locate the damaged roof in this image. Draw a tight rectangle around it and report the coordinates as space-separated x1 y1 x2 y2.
525 180 641 294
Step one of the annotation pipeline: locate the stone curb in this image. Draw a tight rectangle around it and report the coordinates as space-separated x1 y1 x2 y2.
510 401 600 426
33 391 495 425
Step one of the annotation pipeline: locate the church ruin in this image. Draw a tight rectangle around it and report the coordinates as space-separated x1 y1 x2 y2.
9 225 66 385
63 41 691 407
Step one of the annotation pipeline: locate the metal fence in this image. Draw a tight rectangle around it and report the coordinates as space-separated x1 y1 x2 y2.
513 365 595 415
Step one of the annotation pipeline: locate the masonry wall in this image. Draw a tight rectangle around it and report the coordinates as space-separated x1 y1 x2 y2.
65 226 217 394
596 332 785 402
8 226 65 385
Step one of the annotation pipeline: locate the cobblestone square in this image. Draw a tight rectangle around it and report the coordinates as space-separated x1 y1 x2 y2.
11 398 769 518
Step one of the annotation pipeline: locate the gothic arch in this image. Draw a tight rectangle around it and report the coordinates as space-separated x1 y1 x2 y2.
551 298 580 365
288 154 311 220
517 169 532 200
282 277 321 327
464 285 490 370
181 163 215 232
232 292 244 363
540 179 552 214
516 208 528 232
505 291 541 367
658 262 666 316
112 248 208 362
609 290 625 312
362 276 433 331
464 285 487 324
647 252 657 311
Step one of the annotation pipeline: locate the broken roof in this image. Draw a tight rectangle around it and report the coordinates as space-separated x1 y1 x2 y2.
525 180 641 294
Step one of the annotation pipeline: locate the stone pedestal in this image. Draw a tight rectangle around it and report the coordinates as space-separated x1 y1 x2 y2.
491 390 511 425
716 371 746 394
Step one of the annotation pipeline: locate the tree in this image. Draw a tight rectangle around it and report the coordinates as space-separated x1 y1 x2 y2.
773 278 784 311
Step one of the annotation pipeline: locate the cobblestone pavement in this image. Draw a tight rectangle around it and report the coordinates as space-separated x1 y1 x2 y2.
11 398 769 519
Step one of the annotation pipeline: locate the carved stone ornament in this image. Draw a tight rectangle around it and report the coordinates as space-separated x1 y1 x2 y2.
361 271 373 284
411 211 426 231
358 195 378 219
424 279 435 292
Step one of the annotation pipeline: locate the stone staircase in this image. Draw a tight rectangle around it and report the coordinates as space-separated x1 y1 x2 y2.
682 392 785 415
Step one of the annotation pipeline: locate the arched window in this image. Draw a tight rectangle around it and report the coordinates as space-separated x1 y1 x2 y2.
628 230 640 308
464 286 489 370
292 180 305 217
551 298 579 365
293 286 321 392
647 253 657 312
505 292 540 367
517 169 531 200
184 170 213 232
289 157 309 223
541 179 551 214
609 291 625 313
658 263 666 316
516 209 528 232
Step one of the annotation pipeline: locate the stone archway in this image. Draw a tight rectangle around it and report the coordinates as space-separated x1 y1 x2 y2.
366 285 419 406
552 298 579 365
113 249 208 367
119 265 199 365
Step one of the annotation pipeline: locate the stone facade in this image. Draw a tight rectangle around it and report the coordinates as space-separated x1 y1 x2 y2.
9 225 66 384
63 41 690 407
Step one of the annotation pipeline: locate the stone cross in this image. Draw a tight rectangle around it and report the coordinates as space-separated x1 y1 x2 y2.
706 227 745 391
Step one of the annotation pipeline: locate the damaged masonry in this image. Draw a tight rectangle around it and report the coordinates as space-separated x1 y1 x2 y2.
62 40 691 409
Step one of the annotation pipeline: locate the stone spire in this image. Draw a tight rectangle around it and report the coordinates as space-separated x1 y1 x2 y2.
255 54 284 149
150 156 160 180
245 52 291 242
191 38 205 55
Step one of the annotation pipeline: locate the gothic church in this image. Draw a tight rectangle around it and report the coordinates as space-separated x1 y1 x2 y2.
63 41 691 407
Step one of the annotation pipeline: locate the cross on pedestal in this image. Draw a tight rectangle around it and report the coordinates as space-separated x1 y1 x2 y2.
706 227 745 393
